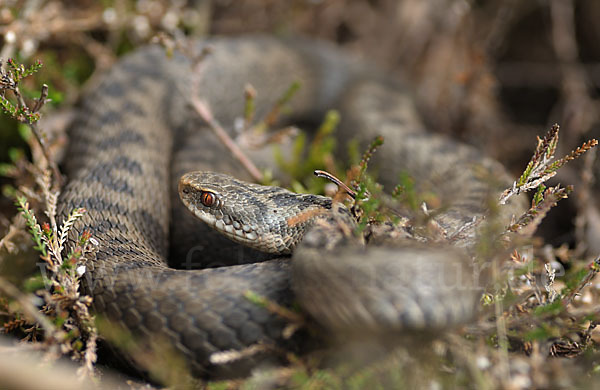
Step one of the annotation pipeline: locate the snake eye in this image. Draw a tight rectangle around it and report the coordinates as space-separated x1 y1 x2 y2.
200 191 216 207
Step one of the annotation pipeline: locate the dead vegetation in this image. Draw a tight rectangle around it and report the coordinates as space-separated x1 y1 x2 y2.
2 1 600 389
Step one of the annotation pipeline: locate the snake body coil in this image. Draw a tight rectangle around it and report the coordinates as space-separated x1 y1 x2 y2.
58 36 525 376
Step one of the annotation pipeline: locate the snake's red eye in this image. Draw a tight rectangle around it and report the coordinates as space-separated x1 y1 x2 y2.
200 191 215 207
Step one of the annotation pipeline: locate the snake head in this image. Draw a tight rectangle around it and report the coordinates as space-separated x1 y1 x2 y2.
179 171 331 255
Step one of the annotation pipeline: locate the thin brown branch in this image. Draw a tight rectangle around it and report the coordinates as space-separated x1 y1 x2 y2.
244 290 305 325
314 169 357 199
0 214 26 255
562 255 600 307
188 48 263 182
190 96 263 182
2 77 63 189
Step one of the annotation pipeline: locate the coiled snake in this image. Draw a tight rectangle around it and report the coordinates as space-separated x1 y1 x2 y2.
58 36 526 376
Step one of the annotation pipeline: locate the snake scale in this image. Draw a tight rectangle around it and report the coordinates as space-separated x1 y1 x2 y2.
57 36 526 377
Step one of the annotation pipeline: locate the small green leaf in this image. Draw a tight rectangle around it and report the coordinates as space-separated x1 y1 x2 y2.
395 171 418 211
47 88 63 105
0 94 17 117
15 195 47 257
18 123 32 141
524 325 552 341
8 147 24 163
533 300 564 316
23 275 46 292
533 184 546 206
1 184 16 198
0 163 16 177
244 290 268 308
278 80 301 107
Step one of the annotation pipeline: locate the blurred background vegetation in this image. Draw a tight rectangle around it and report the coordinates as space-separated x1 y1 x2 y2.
2 1 600 388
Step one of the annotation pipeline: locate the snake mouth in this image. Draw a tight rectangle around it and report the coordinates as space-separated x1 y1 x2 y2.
193 209 260 245
213 215 259 242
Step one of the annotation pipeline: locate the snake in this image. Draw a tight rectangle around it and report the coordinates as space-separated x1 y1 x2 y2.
57 36 526 377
